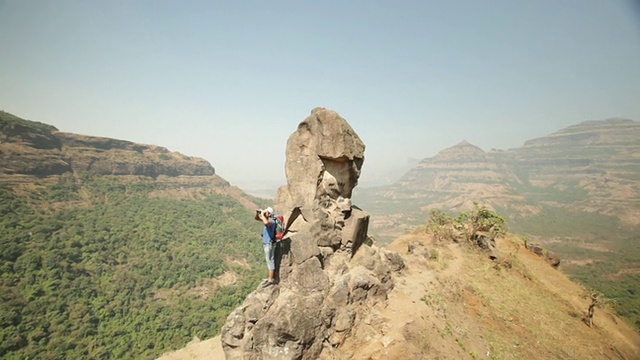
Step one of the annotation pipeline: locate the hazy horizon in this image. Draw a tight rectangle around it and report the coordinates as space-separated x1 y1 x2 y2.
1 1 639 193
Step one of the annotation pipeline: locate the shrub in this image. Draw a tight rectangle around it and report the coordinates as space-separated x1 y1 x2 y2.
455 202 505 242
427 202 506 244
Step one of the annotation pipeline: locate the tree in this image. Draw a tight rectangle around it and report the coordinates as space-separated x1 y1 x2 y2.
583 290 612 328
426 209 453 243
455 201 505 242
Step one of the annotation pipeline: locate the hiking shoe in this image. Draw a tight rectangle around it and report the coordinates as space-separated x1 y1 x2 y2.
260 280 274 288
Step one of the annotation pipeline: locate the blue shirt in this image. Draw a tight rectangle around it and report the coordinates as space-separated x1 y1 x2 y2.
262 220 276 245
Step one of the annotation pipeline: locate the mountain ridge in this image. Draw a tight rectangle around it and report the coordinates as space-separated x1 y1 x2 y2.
358 117 640 234
0 110 216 181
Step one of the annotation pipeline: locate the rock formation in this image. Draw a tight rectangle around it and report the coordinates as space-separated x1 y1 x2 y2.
276 107 364 211
221 107 404 359
525 242 561 268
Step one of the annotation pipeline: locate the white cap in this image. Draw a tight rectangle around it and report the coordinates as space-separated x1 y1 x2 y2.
265 207 273 214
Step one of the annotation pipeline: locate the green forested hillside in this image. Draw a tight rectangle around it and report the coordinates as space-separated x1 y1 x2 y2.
0 174 264 359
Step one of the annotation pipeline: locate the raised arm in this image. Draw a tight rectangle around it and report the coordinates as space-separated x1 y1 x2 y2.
258 210 270 225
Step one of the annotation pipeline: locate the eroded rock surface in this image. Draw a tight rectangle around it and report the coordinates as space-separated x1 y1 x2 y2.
276 107 365 211
526 242 561 268
221 107 403 359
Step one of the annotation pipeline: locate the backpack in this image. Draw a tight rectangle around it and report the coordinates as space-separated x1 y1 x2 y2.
272 214 285 242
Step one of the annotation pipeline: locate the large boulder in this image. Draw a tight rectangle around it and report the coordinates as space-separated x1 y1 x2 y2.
221 108 403 359
276 107 365 211
526 242 561 268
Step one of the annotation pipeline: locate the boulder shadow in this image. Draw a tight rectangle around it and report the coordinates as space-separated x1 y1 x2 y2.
274 237 291 284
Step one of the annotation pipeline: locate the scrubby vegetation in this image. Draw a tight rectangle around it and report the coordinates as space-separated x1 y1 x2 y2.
0 175 264 359
426 202 505 244
425 204 640 331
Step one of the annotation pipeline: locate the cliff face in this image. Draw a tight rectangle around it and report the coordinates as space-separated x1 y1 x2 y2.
359 118 640 238
0 111 215 181
507 119 640 225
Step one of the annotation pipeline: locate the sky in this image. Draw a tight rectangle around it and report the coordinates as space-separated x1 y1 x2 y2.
1 1 639 194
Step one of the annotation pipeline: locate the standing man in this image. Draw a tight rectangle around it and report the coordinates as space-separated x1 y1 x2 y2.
255 207 276 287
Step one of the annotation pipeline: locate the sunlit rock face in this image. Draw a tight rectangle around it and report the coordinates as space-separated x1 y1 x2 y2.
221 107 403 360
276 106 365 211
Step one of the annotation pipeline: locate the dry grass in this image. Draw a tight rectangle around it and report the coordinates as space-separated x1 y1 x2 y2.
336 231 640 360
450 234 640 359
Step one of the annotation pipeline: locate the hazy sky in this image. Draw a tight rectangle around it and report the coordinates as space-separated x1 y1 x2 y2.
1 1 639 192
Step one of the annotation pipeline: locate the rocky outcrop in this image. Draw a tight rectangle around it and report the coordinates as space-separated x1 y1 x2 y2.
276 107 365 211
0 111 215 179
0 111 60 149
221 108 403 359
525 242 561 268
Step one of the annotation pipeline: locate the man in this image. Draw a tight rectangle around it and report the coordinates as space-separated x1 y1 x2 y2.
255 207 276 288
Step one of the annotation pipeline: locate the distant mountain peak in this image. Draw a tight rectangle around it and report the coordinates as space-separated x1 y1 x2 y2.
433 140 486 159
456 139 473 146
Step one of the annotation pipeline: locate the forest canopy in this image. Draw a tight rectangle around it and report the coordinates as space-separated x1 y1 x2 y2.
0 174 264 359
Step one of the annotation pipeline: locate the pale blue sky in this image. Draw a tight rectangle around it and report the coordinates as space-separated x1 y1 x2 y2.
1 1 639 192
